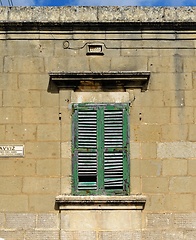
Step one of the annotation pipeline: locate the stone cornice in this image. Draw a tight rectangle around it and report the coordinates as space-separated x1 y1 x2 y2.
0 7 196 31
49 71 150 92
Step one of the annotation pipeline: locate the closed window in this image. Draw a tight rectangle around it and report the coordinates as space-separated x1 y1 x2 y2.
72 103 130 195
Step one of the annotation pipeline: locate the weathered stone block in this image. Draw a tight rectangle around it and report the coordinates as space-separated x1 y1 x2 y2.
0 230 24 240
5 213 36 230
144 194 165 212
157 142 196 159
37 124 60 141
61 231 96 240
29 195 56 212
121 48 158 57
162 159 187 176
25 142 60 159
5 124 36 141
0 108 21 124
146 213 172 229
141 142 157 159
130 177 142 194
132 124 161 142
142 177 168 193
169 177 196 193
98 231 142 240
171 107 194 124
25 230 59 240
184 90 196 106
173 213 196 229
140 160 162 177
148 55 183 73
61 142 71 159
18 74 48 90
150 73 192 90
188 160 196 176
165 194 194 211
163 90 185 107
5 40 34 57
23 177 60 194
61 157 71 177
36 159 60 177
45 57 89 72
4 57 45 73
142 230 163 240
0 195 28 212
130 142 141 160
0 73 18 90
0 177 22 194
111 57 147 71
40 92 59 107
60 177 72 195
3 90 41 107
36 213 59 229
0 159 35 176
141 107 170 124
161 124 188 141
162 230 184 240
133 90 164 107
184 56 196 72
22 107 59 124
89 57 111 72
61 124 71 142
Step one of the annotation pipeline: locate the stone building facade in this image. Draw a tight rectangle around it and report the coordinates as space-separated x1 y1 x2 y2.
0 6 195 240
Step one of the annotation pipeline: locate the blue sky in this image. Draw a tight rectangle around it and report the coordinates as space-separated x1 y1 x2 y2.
1 0 196 6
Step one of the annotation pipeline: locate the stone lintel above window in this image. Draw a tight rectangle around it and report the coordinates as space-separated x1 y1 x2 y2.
49 71 150 92
55 195 147 210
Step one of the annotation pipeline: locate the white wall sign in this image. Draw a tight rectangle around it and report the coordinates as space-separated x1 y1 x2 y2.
0 145 24 157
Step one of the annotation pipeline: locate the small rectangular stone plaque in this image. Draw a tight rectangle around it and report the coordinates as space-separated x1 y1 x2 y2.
0 144 24 157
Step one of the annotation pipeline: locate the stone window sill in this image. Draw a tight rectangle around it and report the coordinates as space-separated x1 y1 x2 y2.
55 195 146 210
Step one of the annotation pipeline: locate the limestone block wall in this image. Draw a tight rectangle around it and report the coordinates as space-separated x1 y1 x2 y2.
0 6 195 240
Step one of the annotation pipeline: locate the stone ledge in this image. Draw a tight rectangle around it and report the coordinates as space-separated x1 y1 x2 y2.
55 195 147 210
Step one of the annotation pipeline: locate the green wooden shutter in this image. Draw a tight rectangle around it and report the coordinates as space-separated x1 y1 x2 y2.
72 103 129 195
103 105 129 194
72 106 98 193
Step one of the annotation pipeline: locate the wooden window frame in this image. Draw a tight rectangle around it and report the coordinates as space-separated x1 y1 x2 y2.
72 103 130 196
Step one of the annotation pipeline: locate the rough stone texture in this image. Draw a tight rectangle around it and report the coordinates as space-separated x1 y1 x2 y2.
0 7 196 23
5 213 36 230
157 142 196 159
36 213 59 229
0 5 196 240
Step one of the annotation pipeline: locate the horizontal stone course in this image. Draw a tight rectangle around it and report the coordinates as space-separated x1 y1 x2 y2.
0 7 196 23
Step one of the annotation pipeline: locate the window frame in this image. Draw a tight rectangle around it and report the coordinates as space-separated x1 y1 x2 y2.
72 103 130 196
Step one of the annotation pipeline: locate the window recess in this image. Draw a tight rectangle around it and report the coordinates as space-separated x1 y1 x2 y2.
72 103 130 196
